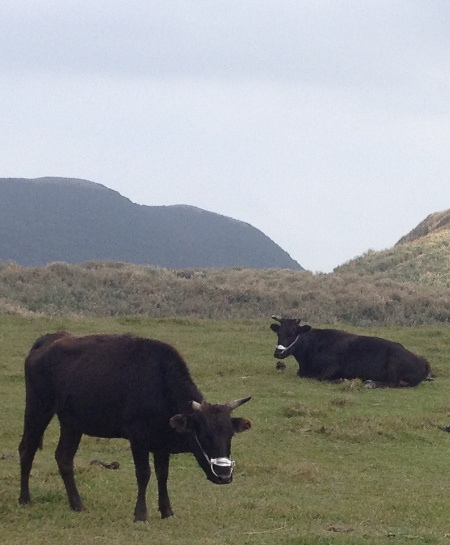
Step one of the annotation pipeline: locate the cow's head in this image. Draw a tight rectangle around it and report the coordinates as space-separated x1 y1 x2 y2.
169 397 251 485
270 315 311 359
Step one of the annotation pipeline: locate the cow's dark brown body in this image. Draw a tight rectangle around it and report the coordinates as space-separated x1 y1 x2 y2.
18 332 251 521
270 317 431 387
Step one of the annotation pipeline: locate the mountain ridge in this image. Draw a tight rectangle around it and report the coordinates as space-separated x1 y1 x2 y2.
0 177 303 270
395 210 450 245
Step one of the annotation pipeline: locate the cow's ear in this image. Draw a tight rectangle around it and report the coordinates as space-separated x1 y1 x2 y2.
169 414 193 433
270 324 280 333
232 417 252 433
299 325 311 334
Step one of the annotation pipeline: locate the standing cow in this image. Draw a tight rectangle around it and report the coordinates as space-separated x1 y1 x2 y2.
270 316 431 387
18 331 251 522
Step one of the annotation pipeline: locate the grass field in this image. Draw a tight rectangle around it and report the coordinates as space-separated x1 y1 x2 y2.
1 316 450 544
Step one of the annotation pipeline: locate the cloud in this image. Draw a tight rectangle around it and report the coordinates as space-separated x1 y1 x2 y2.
1 1 448 84
1 1 450 271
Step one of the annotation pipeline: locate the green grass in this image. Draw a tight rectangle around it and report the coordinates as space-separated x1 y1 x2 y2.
2 316 450 544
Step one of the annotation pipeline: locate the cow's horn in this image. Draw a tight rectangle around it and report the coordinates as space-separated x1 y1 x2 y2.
227 396 251 411
190 401 202 412
271 315 282 322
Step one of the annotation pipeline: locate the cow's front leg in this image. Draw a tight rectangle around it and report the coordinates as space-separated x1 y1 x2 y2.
55 425 84 512
153 450 173 518
130 439 150 522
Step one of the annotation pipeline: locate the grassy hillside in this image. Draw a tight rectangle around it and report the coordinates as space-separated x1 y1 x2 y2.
0 260 449 325
1 316 450 545
335 213 450 288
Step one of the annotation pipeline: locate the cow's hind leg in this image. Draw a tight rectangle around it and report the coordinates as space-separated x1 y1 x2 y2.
130 438 150 522
18 407 54 505
153 450 173 518
55 424 83 511
386 361 411 388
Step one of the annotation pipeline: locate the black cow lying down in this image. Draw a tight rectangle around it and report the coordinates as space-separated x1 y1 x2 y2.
270 316 431 387
18 332 251 522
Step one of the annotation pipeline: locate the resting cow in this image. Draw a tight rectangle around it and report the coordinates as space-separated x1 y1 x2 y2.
18 331 251 522
270 316 431 387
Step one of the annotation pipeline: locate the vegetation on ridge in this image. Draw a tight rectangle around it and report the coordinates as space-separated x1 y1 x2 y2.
0 258 449 325
335 216 450 289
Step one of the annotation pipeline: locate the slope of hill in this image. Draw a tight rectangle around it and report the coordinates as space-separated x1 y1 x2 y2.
0 178 303 270
334 210 450 288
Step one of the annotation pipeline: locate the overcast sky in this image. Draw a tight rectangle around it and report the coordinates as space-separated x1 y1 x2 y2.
1 1 450 272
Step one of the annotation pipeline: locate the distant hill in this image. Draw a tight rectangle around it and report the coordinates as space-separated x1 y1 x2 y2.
334 209 450 287
0 177 303 270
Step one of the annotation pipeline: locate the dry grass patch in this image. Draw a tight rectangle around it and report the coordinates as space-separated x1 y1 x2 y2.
282 402 325 419
330 394 356 407
338 378 366 391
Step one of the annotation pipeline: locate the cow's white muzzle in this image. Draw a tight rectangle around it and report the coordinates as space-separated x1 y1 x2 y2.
194 433 235 481
275 335 299 356
210 457 235 478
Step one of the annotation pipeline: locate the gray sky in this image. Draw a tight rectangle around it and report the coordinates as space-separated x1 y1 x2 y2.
1 1 450 272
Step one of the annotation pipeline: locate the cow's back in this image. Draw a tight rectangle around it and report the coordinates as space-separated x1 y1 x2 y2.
25 331 72 370
337 335 393 381
25 333 202 442
295 329 355 376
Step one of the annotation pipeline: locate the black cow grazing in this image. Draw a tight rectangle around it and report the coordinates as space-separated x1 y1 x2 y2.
270 316 431 387
18 331 251 522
